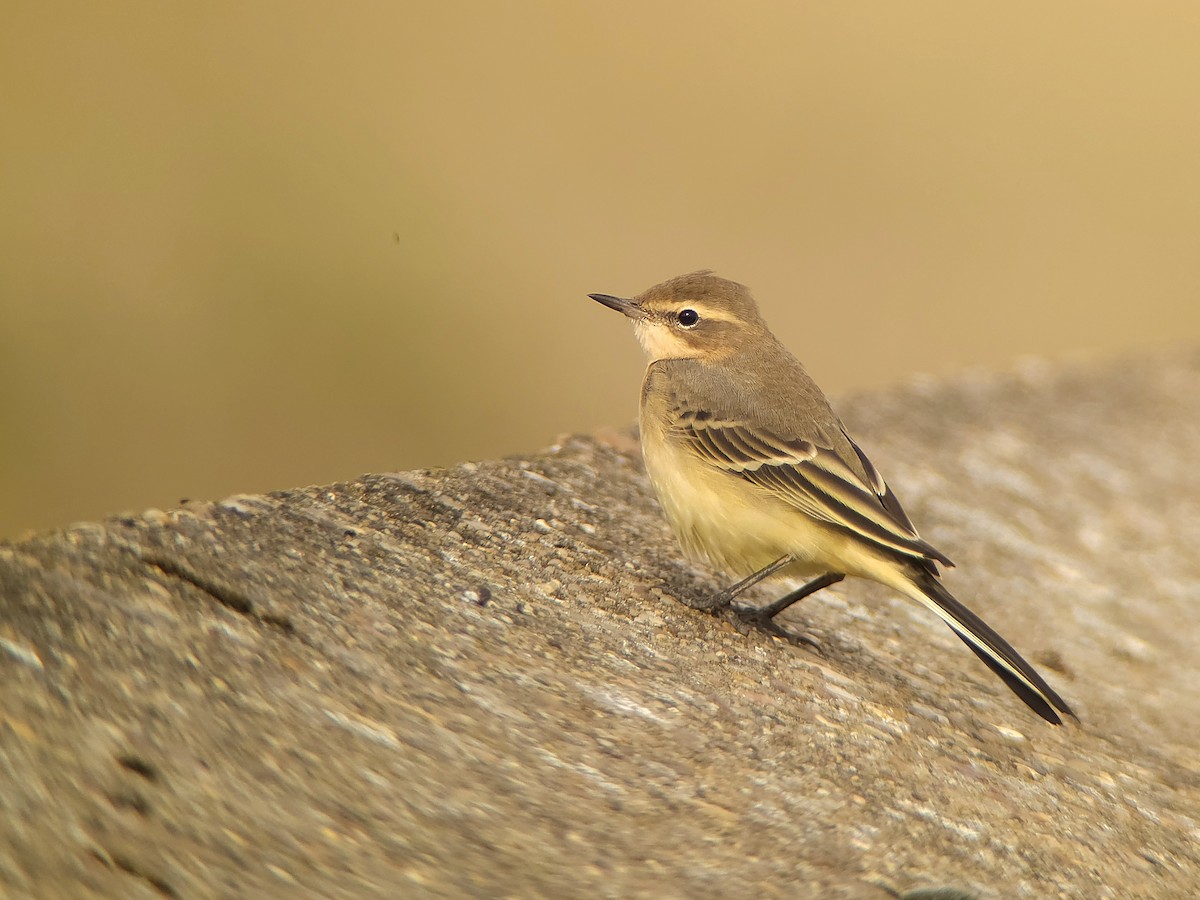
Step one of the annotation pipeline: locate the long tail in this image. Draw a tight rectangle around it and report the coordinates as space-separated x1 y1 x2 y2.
901 571 1075 725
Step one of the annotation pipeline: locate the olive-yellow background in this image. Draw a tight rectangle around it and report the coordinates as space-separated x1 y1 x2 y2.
3 3 1199 539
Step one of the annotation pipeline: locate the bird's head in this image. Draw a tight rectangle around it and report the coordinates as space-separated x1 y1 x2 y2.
590 270 768 362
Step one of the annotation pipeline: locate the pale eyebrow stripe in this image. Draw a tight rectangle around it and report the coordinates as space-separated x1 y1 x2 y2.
675 304 737 323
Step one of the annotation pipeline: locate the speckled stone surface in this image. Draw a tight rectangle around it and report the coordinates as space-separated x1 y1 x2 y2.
2 352 1198 898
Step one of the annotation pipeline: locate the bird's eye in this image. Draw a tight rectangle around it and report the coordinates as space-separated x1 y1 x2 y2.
676 308 700 328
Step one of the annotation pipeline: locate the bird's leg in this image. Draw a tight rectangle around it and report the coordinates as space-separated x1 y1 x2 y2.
733 572 845 646
696 560 844 646
748 572 845 620
697 555 794 611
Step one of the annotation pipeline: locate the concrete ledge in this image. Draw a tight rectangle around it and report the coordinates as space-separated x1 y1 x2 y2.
2 352 1199 897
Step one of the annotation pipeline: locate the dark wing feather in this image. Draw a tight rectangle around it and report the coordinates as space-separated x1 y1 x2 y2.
675 411 952 567
844 430 919 536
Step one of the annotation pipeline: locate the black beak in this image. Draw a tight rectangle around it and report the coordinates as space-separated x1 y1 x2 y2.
588 293 646 319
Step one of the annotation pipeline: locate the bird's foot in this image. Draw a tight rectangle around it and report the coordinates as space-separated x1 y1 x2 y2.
730 604 822 650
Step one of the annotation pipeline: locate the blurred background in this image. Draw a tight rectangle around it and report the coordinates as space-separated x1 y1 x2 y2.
3 3 1200 539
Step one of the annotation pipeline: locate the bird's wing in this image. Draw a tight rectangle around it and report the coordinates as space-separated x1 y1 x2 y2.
673 406 953 567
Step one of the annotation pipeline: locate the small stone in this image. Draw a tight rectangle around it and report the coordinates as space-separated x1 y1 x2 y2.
993 724 1027 743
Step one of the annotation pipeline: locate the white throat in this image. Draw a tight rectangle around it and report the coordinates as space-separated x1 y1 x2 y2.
633 321 694 361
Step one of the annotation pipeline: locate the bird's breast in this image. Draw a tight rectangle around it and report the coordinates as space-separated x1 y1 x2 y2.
638 409 835 578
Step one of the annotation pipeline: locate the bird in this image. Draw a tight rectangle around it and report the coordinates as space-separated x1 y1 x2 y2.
589 270 1074 725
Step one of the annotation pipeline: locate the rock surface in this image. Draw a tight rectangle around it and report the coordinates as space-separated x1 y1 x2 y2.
3 353 1200 899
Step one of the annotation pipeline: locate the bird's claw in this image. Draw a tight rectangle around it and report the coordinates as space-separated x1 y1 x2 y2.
732 605 822 650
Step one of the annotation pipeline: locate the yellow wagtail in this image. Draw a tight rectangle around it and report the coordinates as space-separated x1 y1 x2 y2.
590 271 1074 725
